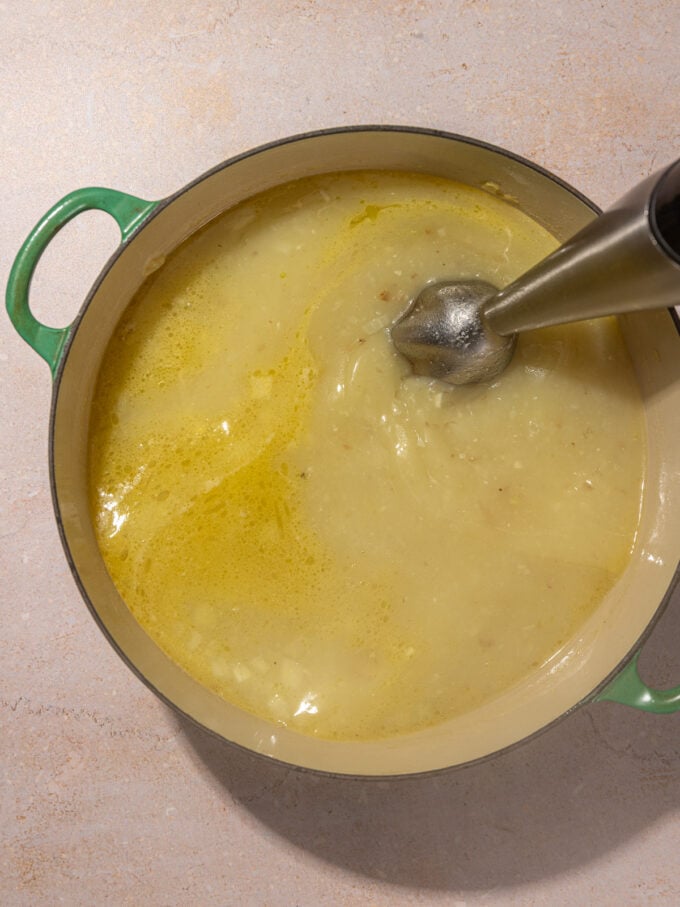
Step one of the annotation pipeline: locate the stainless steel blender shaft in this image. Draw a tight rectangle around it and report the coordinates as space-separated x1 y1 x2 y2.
484 158 680 336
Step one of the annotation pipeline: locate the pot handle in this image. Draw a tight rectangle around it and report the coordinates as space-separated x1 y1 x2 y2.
595 651 680 713
5 187 158 377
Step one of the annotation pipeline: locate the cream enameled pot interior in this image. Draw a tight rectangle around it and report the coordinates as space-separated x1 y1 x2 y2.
51 130 680 775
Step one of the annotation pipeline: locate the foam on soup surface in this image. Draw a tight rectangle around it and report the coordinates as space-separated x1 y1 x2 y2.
88 171 645 740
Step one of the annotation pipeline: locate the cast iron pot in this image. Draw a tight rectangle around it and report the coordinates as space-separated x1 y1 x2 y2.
7 127 680 777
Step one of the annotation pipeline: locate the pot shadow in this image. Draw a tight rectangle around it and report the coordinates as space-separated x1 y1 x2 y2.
175 584 680 892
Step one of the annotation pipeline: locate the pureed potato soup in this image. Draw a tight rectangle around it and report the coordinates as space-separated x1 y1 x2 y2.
89 171 645 741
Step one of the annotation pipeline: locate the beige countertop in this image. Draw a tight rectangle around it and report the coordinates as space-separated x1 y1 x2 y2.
2 2 680 904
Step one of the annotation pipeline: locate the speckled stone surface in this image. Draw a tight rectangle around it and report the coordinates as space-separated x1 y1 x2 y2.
2 2 680 904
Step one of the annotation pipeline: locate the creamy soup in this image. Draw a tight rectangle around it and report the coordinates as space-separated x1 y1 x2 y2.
88 171 645 741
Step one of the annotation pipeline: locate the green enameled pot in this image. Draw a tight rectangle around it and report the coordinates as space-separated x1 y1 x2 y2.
7 127 680 777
